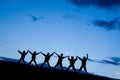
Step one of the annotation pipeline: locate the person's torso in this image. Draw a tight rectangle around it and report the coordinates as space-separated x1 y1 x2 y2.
70 59 76 65
82 59 87 65
45 55 50 61
32 54 36 59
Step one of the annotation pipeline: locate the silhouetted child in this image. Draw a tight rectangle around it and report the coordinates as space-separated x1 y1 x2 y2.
28 50 40 67
66 56 77 72
18 50 29 64
54 52 68 70
77 54 88 74
40 52 54 68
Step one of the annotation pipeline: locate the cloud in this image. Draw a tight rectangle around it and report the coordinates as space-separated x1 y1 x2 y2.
27 14 44 22
92 18 120 30
108 57 120 62
99 60 120 66
69 0 120 9
88 58 97 62
88 57 120 66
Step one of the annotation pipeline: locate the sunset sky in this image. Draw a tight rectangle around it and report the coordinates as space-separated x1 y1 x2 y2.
0 0 120 79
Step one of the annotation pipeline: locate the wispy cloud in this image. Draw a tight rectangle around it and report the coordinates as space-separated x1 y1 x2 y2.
88 57 120 66
108 57 120 62
69 0 120 10
88 58 98 62
92 18 120 30
27 14 44 22
99 60 120 66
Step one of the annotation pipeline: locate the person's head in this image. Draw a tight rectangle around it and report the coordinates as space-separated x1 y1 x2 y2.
83 56 86 59
34 51 36 54
47 52 50 55
61 53 63 56
23 50 25 53
71 56 74 59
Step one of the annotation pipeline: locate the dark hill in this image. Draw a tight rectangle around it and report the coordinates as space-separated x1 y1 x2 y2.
0 59 119 80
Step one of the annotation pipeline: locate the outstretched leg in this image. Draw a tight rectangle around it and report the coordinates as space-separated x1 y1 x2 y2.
54 63 58 69
60 64 63 70
18 58 22 63
23 59 26 64
66 65 71 71
34 60 38 67
18 59 21 63
47 61 51 68
28 60 32 65
78 65 83 72
72 65 76 72
84 66 87 74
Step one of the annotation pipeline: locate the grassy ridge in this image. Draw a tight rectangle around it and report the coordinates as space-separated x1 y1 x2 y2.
0 60 118 80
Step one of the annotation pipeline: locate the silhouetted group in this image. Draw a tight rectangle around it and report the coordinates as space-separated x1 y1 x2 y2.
18 50 88 74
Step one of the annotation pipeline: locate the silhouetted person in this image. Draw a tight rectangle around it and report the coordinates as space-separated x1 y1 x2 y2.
40 52 54 68
66 56 77 72
18 50 29 64
77 54 88 74
54 52 68 70
28 50 40 67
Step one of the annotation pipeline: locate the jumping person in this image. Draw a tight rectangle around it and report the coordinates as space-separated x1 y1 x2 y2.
66 56 77 72
28 50 40 67
40 52 54 68
54 52 68 70
18 50 29 64
77 54 88 74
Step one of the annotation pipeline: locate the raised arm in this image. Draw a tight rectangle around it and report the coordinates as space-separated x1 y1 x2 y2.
54 52 59 56
86 54 88 60
63 56 69 58
26 50 29 54
40 52 46 56
77 56 82 61
28 50 33 54
18 50 22 54
36 51 42 55
68 56 70 60
75 56 77 61
50 53 54 56
36 52 40 55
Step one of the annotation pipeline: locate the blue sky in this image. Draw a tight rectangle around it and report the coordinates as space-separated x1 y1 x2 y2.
0 0 120 79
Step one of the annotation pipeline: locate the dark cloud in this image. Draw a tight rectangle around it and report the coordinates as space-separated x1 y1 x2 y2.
88 58 97 62
92 18 120 30
108 57 120 62
88 57 120 66
27 14 44 22
69 0 120 9
99 60 120 66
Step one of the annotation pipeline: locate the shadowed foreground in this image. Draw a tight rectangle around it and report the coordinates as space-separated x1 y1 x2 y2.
0 60 118 80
